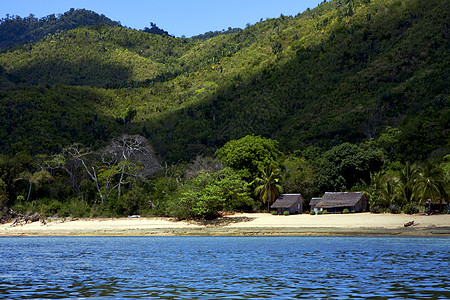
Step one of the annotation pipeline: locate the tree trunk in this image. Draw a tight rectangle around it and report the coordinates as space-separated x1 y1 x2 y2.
118 168 125 200
26 181 32 202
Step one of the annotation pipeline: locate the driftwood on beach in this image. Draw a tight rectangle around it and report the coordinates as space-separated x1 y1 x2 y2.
404 220 415 227
9 209 45 227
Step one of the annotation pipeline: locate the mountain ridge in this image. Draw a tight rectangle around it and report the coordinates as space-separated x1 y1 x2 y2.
0 8 123 50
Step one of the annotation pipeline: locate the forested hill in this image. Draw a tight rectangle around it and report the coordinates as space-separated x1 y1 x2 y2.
0 8 121 50
0 0 448 163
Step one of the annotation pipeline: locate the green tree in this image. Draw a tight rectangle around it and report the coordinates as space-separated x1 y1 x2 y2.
0 178 7 216
362 171 384 210
148 174 181 215
253 163 283 211
379 176 400 210
282 155 317 200
169 167 252 219
362 171 401 212
0 152 36 205
316 143 383 192
370 127 402 162
215 135 282 180
0 154 15 206
15 169 53 202
441 154 450 200
397 162 419 207
416 162 447 210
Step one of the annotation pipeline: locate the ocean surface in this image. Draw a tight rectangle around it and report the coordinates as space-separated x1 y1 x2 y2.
0 236 448 299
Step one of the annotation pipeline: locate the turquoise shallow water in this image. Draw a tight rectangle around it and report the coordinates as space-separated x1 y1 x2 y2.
0 236 448 299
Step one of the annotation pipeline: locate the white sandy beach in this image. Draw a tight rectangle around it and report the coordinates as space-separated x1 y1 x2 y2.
1 213 449 236
227 213 450 228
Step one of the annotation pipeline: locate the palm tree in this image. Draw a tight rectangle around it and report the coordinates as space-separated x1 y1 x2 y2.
253 163 283 212
361 171 385 209
380 176 400 211
362 172 399 212
416 162 447 211
397 162 419 206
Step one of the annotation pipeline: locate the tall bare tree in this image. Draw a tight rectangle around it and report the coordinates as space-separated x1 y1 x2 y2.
103 134 162 199
63 135 161 202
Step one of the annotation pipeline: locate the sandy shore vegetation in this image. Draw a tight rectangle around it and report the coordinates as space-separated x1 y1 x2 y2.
1 213 449 237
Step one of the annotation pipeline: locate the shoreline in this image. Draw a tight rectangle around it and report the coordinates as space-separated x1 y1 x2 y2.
1 213 449 237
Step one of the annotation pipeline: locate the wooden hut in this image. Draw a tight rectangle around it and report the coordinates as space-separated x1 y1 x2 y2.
309 198 322 213
315 192 367 213
270 194 304 214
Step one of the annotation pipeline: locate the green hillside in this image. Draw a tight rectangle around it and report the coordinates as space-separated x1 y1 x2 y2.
0 0 448 162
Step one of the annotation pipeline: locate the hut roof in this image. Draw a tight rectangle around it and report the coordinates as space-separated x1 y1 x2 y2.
309 198 322 207
270 194 303 208
315 192 365 208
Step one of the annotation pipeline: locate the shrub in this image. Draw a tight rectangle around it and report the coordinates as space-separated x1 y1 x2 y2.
120 187 149 216
317 210 323 215
271 210 278 215
11 203 27 214
370 205 381 214
166 167 253 220
402 204 419 215
165 192 194 220
91 204 109 218
310 211 315 215
48 199 62 216
12 199 47 216
342 208 350 214
322 210 327 215
444 204 450 214
283 211 289 216
389 204 399 214
65 199 91 217
416 205 426 214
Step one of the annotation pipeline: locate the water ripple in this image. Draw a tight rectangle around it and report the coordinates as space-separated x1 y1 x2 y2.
0 236 449 299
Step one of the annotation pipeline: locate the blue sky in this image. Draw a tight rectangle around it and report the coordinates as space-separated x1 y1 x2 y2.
2 0 323 37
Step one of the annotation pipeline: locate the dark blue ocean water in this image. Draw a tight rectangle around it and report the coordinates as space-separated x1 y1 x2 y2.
0 237 448 299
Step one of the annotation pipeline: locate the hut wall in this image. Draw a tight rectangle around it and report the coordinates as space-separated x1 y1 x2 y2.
276 202 302 214
354 198 367 212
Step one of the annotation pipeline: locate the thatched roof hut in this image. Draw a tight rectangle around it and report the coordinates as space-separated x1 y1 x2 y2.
270 194 304 214
309 198 322 212
315 192 367 213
